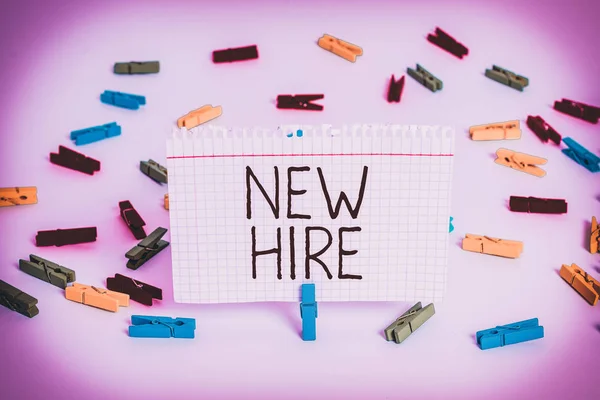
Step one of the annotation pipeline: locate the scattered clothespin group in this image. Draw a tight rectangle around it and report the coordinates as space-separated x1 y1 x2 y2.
129 315 196 338
469 120 521 141
212 45 258 63
407 64 442 92
484 65 529 91
426 27 468 59
107 274 162 306
387 75 405 103
100 90 146 110
462 234 523 258
177 105 222 129
526 116 561 145
19 254 76 289
476 318 544 350
70 122 121 146
384 302 435 344
561 137 599 173
317 34 362 62
50 146 101 175
119 200 146 240
35 227 97 247
559 263 599 306
113 61 160 75
277 94 324 111
66 283 129 312
509 196 567 214
590 216 599 254
495 148 547 177
0 279 39 318
554 98 600 124
125 227 170 270
0 187 37 207
140 159 168 184
300 283 318 341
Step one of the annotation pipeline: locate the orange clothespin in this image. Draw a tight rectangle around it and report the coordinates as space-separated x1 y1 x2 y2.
495 148 547 177
164 194 169 210
469 120 521 141
462 234 523 258
317 34 363 62
559 263 600 305
177 105 222 129
65 283 129 312
591 216 599 254
0 187 38 207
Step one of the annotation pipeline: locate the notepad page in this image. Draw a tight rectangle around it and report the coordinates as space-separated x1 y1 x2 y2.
166 124 455 304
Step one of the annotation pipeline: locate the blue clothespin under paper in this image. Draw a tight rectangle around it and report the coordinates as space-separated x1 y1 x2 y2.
449 216 454 233
100 90 146 110
70 122 121 145
287 129 303 138
300 283 317 341
561 137 599 173
476 318 544 350
128 315 196 339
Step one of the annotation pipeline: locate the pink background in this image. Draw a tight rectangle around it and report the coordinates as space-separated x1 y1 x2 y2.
1 0 599 399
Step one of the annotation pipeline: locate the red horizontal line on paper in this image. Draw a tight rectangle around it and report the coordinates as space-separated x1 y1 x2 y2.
167 153 454 159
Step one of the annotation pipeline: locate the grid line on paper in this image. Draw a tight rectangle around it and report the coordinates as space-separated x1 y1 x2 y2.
167 125 455 304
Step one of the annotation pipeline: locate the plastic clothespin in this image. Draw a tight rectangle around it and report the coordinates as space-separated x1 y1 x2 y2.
300 283 318 341
476 318 544 350
70 122 121 146
100 90 146 110
18 254 76 289
384 302 435 344
129 315 196 338
125 227 170 270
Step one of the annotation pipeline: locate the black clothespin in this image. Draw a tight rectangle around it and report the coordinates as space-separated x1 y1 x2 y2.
387 75 405 103
276 94 324 111
119 201 147 240
140 159 168 184
49 145 101 175
35 227 97 247
0 280 39 318
18 254 76 289
426 27 468 59
212 45 259 63
125 227 170 270
526 116 562 145
553 98 600 124
509 196 568 214
106 273 162 306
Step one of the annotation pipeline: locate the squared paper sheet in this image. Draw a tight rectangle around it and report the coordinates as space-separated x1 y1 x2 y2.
166 124 455 304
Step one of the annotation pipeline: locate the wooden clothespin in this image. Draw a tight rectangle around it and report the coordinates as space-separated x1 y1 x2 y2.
129 315 196 338
384 302 435 344
119 200 147 240
426 27 468 59
0 279 39 318
50 146 101 175
554 98 600 124
469 120 521 141
462 234 523 258
495 148 547 177
477 318 543 350
276 94 324 111
509 196 567 214
164 194 169 210
485 65 529 91
590 216 599 254
300 283 318 341
65 283 129 312
35 227 97 247
559 263 600 306
0 187 37 207
177 105 222 129
561 137 600 173
106 274 162 306
407 64 443 92
212 45 258 63
317 34 363 62
19 254 76 289
125 227 170 270
387 75 405 103
526 116 562 145
113 61 160 75
140 159 168 184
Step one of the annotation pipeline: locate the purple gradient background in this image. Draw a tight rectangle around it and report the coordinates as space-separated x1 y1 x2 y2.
1 0 600 399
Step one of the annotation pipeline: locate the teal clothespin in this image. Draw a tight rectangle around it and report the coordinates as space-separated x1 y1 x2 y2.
287 129 303 138
300 283 317 341
449 216 454 233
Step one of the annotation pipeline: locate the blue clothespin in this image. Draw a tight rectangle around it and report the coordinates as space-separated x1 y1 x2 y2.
287 129 303 138
561 137 600 173
100 90 146 110
128 315 196 339
476 318 544 350
70 122 121 145
449 216 454 233
300 283 317 341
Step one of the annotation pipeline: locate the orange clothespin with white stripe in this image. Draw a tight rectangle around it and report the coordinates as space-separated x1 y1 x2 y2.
495 148 547 177
462 234 523 258
469 120 521 141
177 105 222 129
559 263 600 305
65 283 129 312
317 34 363 62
